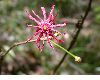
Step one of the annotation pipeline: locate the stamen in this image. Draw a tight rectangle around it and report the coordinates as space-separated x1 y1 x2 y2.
43 25 47 30
54 31 60 36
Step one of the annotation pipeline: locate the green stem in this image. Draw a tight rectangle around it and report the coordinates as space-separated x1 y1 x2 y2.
51 40 81 62
51 40 76 58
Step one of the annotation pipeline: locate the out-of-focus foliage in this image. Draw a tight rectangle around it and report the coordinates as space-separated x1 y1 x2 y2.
0 0 100 75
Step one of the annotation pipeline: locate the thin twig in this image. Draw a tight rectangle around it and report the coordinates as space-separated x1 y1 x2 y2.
53 0 93 74
0 40 33 73
0 37 50 74
0 36 52 60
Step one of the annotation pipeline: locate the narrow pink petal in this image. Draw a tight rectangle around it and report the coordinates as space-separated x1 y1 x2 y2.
47 5 55 21
50 33 64 43
53 12 58 22
27 28 40 41
50 23 66 28
36 33 43 50
26 10 40 25
26 35 34 42
34 30 41 36
34 26 41 28
34 28 41 36
40 43 44 52
49 12 58 24
26 29 41 42
41 7 46 20
47 34 54 48
32 10 43 21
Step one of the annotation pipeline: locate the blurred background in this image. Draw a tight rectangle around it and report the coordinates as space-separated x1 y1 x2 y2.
0 0 100 75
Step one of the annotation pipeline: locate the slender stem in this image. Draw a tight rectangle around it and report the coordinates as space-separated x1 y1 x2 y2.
51 40 76 58
1 39 36 59
0 37 51 60
0 37 49 74
53 0 93 74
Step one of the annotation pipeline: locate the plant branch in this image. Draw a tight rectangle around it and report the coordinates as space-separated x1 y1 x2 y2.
0 37 50 74
0 36 52 60
53 0 93 74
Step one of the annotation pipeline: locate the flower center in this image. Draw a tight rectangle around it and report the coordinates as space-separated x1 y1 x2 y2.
43 25 48 30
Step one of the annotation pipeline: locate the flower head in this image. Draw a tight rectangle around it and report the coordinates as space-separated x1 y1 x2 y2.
26 5 67 51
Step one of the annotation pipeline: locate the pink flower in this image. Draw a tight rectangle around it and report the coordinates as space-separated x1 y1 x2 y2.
26 5 66 51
